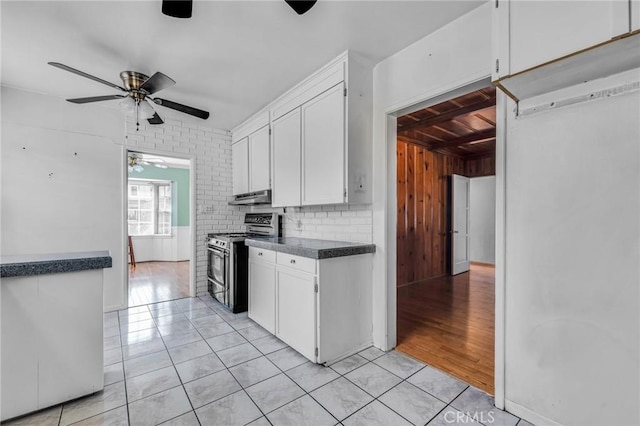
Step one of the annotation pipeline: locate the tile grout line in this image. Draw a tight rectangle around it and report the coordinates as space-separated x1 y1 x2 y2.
174 298 268 424
113 296 515 426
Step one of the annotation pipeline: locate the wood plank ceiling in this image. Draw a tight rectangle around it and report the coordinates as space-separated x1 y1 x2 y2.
397 86 496 159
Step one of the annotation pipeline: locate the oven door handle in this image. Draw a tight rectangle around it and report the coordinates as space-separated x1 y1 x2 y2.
208 245 227 256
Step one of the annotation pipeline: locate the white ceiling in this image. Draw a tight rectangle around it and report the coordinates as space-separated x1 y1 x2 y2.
1 0 483 130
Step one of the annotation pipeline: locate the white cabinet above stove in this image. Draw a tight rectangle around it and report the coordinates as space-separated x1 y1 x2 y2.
231 51 373 207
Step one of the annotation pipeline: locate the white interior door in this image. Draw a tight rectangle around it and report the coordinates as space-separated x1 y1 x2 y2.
452 174 470 275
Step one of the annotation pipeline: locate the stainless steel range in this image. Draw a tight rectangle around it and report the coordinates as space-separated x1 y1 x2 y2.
207 213 280 313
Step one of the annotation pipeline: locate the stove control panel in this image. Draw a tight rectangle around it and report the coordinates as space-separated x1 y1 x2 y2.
208 238 228 250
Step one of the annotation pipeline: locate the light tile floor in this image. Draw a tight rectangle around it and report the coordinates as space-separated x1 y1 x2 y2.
4 295 533 426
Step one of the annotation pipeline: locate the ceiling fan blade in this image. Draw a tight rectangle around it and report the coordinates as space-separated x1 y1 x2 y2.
147 113 164 125
48 62 126 92
285 0 317 15
139 72 176 95
152 98 209 120
67 94 126 104
162 0 193 18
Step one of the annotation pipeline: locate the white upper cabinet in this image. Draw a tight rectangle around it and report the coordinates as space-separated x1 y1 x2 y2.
302 82 346 206
232 137 249 196
248 125 270 192
272 108 302 207
493 0 640 102
231 111 270 196
633 0 640 31
233 51 372 208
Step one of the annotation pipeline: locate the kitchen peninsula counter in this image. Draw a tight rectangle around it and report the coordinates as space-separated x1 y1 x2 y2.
1 250 111 421
0 250 112 278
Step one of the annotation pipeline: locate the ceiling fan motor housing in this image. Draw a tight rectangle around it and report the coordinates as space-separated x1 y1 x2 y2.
120 71 149 99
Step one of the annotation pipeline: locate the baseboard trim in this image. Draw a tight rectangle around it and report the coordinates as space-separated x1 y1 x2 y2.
470 261 495 267
397 274 448 288
505 399 561 426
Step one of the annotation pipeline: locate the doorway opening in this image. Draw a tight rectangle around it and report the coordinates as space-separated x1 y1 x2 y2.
126 151 193 307
395 85 497 394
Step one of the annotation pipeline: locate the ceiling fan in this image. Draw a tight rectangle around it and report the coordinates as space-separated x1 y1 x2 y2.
161 0 317 18
128 153 168 172
48 62 209 129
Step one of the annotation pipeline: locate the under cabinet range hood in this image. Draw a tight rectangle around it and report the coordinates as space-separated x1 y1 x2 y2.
229 190 272 206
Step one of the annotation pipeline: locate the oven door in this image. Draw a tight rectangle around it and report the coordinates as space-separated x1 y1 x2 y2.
207 245 228 304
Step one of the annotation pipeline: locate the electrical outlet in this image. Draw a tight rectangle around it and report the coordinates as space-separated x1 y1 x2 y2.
296 219 303 230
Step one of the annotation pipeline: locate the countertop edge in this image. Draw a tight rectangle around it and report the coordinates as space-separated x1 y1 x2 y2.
244 238 376 260
1 251 113 278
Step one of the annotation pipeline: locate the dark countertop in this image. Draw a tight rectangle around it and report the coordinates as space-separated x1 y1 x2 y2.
245 236 376 259
1 250 113 278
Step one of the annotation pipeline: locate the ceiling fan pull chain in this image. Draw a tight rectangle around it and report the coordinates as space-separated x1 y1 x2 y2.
136 99 140 132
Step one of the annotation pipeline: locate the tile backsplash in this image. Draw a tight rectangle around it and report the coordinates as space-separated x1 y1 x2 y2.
247 204 373 244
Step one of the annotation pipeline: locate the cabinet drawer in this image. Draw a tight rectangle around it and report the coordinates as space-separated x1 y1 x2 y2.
249 247 276 263
276 252 316 274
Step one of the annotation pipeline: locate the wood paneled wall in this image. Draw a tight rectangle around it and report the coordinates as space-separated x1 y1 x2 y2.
464 155 495 177
397 140 465 286
397 140 496 286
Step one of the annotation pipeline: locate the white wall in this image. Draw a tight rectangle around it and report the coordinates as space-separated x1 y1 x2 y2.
503 83 639 425
1 86 240 310
371 2 639 425
1 86 125 311
130 226 190 263
470 176 495 264
372 2 491 351
124 116 245 297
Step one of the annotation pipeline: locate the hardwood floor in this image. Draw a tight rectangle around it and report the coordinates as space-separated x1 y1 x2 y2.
396 263 495 394
128 261 190 307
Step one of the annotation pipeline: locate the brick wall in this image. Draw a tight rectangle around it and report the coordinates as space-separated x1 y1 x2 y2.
125 116 245 296
245 204 373 243
125 115 374 296
280 204 373 243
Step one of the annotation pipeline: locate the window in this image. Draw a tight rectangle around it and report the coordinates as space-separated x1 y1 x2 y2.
128 180 172 236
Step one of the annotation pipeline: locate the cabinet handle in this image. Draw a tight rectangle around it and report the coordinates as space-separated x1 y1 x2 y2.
258 252 263 256
290 259 296 264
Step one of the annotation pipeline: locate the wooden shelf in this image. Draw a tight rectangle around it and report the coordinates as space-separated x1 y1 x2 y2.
494 30 640 102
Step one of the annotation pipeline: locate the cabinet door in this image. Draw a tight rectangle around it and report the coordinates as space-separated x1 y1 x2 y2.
272 108 301 207
275 267 316 361
506 1 627 75
248 258 276 333
249 125 271 192
232 138 249 195
301 82 345 206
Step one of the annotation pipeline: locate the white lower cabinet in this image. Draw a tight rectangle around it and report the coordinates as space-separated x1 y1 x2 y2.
248 248 276 334
275 267 317 361
248 247 372 364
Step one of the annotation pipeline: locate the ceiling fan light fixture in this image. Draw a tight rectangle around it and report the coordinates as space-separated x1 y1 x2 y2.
139 100 156 119
119 96 135 112
162 0 192 18
128 154 144 173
